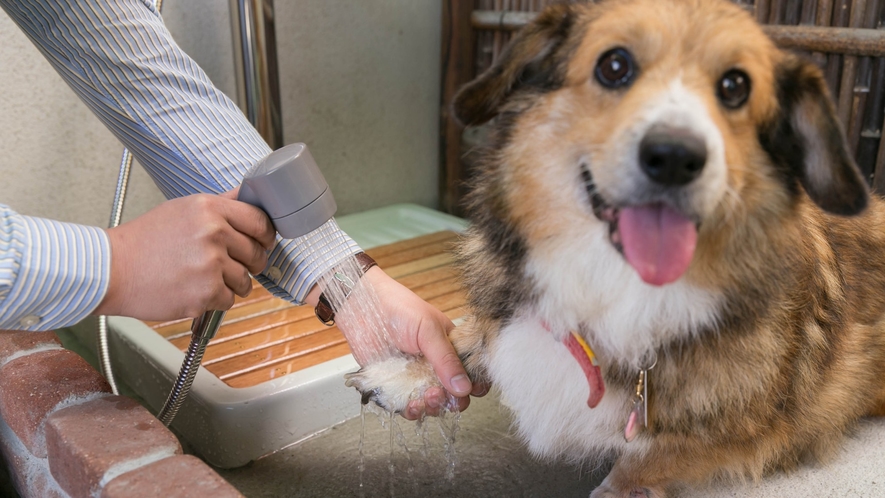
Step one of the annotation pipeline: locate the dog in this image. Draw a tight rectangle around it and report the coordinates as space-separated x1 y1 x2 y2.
345 0 885 495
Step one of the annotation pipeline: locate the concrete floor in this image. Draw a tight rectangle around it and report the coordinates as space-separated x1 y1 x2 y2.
215 391 606 498
4 328 883 498
3 381 885 498
213 391 885 498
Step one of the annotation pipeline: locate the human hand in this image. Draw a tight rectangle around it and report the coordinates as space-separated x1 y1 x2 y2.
94 190 275 321
311 267 488 419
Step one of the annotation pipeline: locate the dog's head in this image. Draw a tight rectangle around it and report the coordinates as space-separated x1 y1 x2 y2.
454 0 868 287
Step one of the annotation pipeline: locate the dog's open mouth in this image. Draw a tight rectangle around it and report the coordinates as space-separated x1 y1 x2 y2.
582 164 698 286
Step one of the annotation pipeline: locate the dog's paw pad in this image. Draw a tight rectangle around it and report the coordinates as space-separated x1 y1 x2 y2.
344 356 441 413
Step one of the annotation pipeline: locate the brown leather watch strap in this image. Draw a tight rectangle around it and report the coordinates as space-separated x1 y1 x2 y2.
314 295 335 325
315 252 378 326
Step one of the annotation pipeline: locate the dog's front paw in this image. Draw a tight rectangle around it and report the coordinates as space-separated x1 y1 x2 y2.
344 355 442 413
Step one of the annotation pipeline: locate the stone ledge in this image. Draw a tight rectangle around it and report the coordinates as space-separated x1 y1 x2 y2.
0 349 111 457
45 396 182 498
101 455 244 498
0 329 244 498
0 330 62 365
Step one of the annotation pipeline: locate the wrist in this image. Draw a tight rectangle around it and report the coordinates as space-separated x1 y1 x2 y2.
306 281 323 307
314 252 377 325
94 227 127 317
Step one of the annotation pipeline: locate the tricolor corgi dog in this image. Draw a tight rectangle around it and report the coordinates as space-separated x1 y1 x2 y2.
346 0 885 496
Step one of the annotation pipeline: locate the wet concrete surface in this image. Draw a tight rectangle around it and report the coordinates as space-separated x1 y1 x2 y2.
23 329 882 497
215 391 606 498
213 389 885 498
4 375 883 497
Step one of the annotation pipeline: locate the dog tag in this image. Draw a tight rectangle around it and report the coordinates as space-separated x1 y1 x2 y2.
624 368 648 443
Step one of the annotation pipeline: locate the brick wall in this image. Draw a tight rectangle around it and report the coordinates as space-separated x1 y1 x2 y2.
0 329 244 498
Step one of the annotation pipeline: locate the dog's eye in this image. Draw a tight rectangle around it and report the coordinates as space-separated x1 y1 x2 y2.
718 69 751 108
595 48 636 88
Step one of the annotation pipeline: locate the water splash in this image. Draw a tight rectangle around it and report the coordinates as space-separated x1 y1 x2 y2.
314 220 462 491
312 220 400 367
416 414 429 458
390 412 420 497
438 394 461 482
357 400 461 494
359 404 366 498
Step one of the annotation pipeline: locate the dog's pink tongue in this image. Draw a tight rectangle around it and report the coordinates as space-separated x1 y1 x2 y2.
619 204 697 286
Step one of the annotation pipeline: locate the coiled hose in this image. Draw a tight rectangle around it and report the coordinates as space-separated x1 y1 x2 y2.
100 143 219 427
96 148 135 396
99 0 284 428
156 310 225 425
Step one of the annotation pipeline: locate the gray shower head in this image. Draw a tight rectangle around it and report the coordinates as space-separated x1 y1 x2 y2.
238 143 337 239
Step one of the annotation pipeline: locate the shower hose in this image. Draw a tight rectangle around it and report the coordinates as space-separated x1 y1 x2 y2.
97 0 220 428
100 152 225 426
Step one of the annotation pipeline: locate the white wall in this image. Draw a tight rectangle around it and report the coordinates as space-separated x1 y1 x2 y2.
275 1 442 215
0 11 164 228
0 0 441 228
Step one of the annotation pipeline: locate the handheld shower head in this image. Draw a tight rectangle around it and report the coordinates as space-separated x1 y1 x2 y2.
238 143 337 238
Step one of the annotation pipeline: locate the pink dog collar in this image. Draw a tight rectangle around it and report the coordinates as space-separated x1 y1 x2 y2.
563 331 605 409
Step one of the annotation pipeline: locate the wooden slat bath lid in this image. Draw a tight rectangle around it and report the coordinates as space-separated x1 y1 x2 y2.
145 231 466 388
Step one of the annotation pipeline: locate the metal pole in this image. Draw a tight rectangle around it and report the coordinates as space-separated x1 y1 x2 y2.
230 0 284 149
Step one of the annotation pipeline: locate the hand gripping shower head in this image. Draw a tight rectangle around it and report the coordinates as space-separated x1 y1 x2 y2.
157 143 337 426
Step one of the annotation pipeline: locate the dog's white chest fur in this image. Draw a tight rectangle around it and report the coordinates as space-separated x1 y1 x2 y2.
487 316 645 459
488 224 723 459
527 221 723 368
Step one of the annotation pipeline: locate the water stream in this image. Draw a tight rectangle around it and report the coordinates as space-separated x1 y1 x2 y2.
312 221 398 366
315 220 462 493
359 401 461 496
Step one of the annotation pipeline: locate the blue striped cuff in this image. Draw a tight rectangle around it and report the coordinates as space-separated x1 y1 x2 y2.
258 218 362 304
0 212 110 331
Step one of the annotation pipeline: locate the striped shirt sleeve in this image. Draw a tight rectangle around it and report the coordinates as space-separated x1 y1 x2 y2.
0 205 110 330
0 0 360 330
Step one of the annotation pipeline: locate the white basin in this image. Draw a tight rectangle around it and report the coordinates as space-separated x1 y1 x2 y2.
69 204 466 468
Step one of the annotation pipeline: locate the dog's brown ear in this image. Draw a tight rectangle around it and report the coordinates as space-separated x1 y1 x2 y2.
760 56 868 216
452 4 576 126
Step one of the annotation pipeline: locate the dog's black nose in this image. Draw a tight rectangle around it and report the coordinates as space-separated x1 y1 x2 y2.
639 128 707 186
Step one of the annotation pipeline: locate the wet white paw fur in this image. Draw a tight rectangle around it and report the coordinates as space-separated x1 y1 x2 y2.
344 356 441 413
